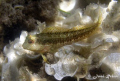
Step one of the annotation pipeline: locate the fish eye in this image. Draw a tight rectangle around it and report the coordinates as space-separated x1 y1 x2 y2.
27 35 36 44
28 39 34 43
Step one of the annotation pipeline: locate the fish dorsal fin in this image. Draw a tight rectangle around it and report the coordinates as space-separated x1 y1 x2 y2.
41 27 70 33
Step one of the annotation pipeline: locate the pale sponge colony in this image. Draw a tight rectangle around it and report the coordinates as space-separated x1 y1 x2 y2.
0 0 120 81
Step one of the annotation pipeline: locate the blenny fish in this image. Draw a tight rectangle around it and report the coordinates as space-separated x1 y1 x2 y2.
22 16 102 57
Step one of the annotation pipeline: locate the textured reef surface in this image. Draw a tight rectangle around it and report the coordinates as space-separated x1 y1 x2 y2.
0 0 120 81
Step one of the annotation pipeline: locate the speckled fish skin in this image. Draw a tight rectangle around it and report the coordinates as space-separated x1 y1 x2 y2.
36 18 101 45
23 16 102 54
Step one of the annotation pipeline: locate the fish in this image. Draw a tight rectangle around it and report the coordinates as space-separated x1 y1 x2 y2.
22 15 102 55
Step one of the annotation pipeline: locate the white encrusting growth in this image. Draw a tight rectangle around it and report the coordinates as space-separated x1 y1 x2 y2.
20 31 28 44
1 31 30 81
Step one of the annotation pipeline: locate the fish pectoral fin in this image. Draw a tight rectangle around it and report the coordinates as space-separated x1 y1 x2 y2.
41 54 49 63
